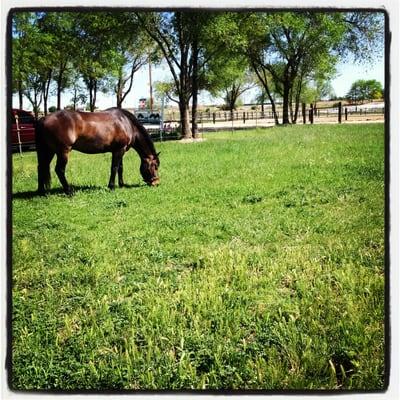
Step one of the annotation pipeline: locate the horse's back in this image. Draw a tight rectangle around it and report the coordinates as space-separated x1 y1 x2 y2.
41 110 133 154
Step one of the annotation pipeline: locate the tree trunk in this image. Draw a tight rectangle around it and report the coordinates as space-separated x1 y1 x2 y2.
42 70 52 116
263 85 279 125
191 90 198 137
179 100 191 139
28 87 42 120
252 63 279 125
293 77 303 124
116 79 123 108
57 78 62 110
93 80 97 111
289 88 294 123
118 61 141 109
57 73 63 110
116 72 124 108
72 86 77 110
282 79 290 125
191 41 199 138
18 79 24 109
88 80 93 112
117 96 122 108
43 95 48 116
88 78 97 112
56 63 67 110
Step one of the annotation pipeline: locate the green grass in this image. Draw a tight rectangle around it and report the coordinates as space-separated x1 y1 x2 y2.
11 123 385 391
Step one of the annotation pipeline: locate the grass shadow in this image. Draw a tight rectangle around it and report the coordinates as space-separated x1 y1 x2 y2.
12 183 146 200
121 183 145 189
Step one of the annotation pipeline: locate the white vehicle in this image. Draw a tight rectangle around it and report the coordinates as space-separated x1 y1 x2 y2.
135 110 161 123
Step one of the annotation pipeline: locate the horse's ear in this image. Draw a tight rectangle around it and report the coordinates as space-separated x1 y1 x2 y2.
157 152 161 157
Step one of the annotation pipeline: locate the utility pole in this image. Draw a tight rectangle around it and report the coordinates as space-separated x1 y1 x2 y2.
148 54 153 112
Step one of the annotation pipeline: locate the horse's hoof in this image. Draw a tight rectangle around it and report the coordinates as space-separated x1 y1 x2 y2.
64 187 74 196
108 185 115 191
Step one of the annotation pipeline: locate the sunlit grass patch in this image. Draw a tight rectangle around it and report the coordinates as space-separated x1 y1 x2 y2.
12 123 385 390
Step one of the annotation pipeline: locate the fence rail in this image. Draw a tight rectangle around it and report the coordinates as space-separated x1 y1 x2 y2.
147 102 384 142
162 104 384 125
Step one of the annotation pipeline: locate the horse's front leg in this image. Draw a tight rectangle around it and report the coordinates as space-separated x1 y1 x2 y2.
55 149 73 195
108 149 125 190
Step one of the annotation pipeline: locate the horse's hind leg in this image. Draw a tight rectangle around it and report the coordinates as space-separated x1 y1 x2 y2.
109 149 125 190
118 157 124 187
55 149 72 195
37 151 55 195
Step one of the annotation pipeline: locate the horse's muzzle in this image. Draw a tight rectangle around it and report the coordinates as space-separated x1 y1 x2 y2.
147 177 160 186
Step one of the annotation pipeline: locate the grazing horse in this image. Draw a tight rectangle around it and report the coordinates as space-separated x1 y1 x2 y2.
35 108 160 195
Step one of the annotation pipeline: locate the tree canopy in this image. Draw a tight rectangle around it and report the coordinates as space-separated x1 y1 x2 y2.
346 79 383 104
11 10 384 126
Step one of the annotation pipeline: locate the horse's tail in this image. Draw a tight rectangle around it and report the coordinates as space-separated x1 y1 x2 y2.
35 118 52 193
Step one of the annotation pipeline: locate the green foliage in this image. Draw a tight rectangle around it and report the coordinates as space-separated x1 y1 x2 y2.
346 79 383 104
11 10 383 121
154 80 178 104
339 12 385 64
37 12 77 108
71 13 126 110
12 124 385 390
243 12 383 124
12 12 56 115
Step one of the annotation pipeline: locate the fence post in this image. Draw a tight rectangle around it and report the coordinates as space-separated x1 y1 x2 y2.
213 112 216 124
243 112 246 124
302 103 306 124
309 104 314 124
338 102 342 123
15 113 23 156
345 107 348 121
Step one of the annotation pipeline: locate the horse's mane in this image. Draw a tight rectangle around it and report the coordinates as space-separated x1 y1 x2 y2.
115 108 157 156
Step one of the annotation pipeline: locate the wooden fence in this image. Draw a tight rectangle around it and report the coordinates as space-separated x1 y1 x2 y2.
162 102 384 126
145 102 385 141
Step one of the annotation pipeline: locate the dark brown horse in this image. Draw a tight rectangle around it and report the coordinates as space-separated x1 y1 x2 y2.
35 108 160 195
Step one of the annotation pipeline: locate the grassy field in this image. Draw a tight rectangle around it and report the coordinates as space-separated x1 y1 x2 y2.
11 123 385 391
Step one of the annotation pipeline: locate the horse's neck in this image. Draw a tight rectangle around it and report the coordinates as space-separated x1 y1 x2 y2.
132 131 154 159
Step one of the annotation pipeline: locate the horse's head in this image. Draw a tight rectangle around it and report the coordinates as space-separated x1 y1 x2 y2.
140 152 160 186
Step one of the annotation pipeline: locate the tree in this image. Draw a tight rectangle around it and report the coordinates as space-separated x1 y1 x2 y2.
68 72 87 110
106 13 159 109
12 12 57 117
37 12 77 110
245 12 344 124
346 79 383 104
11 13 32 110
244 11 384 125
137 11 241 138
205 54 255 113
136 12 200 138
72 13 124 112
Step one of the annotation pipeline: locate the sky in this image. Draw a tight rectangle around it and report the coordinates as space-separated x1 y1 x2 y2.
85 57 386 110
13 51 385 112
